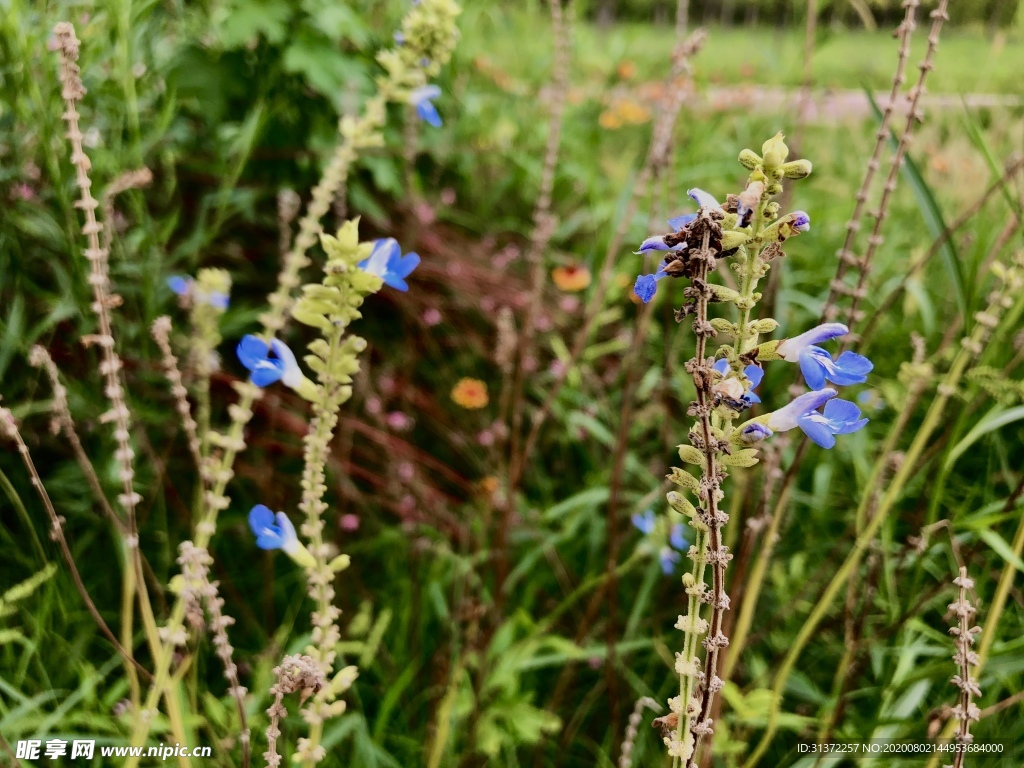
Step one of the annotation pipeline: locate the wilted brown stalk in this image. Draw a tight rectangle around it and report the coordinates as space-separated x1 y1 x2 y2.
0 408 149 680
504 0 575 597
946 568 981 768
842 1 950 339
605 178 671 747
511 27 707 488
820 0 919 324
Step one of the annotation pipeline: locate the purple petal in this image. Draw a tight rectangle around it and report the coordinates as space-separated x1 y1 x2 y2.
667 212 696 230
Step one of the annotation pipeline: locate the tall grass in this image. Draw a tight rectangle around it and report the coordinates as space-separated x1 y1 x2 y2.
2 1 1024 766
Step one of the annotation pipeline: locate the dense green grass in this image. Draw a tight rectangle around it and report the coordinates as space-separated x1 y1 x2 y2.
2 1 1024 767
463 4 1024 94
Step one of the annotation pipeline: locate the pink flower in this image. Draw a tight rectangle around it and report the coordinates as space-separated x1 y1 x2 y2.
340 514 360 531
386 411 413 431
422 307 442 326
11 183 35 201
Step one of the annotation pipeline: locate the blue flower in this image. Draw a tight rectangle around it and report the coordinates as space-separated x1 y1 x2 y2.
236 335 303 389
666 213 696 230
664 188 721 231
634 511 689 574
393 31 405 45
659 546 681 574
248 505 315 566
410 85 442 127
686 187 721 211
631 509 656 535
635 188 721 254
670 523 688 551
167 275 191 296
635 236 685 254
167 275 229 310
634 265 668 303
712 359 763 408
359 238 421 292
740 422 773 444
764 388 868 449
776 322 873 391
791 210 810 232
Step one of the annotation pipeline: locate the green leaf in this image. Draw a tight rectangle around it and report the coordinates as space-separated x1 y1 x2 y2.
867 90 966 319
945 405 1024 469
214 0 293 48
978 529 1024 574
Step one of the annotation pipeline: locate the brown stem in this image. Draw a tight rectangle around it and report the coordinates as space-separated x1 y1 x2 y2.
511 29 707 489
505 0 574 597
842 1 950 339
0 416 151 681
820 0 918 323
681 216 728 766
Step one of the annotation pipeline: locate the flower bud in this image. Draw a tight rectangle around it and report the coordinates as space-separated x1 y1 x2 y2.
667 491 697 518
780 159 812 179
754 339 783 361
738 148 761 170
720 230 748 251
329 554 352 572
761 132 789 169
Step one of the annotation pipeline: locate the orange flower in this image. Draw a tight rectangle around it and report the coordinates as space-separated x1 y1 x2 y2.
616 99 651 125
551 264 592 292
451 378 489 409
598 109 622 130
479 476 500 494
617 60 637 80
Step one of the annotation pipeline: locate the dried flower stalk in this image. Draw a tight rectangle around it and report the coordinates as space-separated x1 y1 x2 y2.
945 567 981 768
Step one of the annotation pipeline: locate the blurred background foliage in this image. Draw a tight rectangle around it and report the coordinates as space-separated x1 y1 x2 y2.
2 0 1024 766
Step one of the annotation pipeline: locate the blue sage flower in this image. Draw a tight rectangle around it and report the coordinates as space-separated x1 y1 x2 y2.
236 335 304 388
659 546 681 574
359 238 421 291
763 388 868 449
631 509 656 535
634 265 668 303
713 359 763 407
776 322 873 390
635 236 685 254
248 504 315 566
633 511 689 574
670 523 688 551
167 275 229 310
410 85 442 127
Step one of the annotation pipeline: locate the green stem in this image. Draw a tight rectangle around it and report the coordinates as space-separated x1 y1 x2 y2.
743 344 974 768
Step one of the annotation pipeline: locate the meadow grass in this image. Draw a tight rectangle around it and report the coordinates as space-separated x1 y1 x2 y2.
2 1 1024 766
